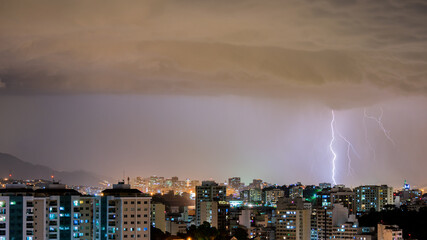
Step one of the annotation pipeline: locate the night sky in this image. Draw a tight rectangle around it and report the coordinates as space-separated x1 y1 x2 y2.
1 0 426 187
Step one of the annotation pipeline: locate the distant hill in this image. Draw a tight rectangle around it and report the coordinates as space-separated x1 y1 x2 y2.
0 152 107 186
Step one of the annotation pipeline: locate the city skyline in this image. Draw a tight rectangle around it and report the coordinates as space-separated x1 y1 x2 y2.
1 177 424 239
1 1 427 187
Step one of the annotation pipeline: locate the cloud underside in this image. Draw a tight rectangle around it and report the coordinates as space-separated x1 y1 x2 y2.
1 0 427 107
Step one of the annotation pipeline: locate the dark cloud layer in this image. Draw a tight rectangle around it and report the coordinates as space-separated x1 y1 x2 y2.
1 0 427 107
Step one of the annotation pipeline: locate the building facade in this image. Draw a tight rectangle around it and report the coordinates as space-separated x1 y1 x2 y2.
195 181 226 226
276 198 311 240
0 182 151 240
354 185 393 213
94 182 151 240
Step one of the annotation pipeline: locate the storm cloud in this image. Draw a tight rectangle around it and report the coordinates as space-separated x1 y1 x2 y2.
1 0 427 107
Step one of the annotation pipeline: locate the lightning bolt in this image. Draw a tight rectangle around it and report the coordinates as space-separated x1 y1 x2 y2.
337 131 360 176
330 110 337 186
364 107 395 145
327 108 394 184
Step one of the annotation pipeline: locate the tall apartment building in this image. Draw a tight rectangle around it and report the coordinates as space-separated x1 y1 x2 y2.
199 201 229 231
330 186 356 214
354 185 393 213
94 182 151 240
214 202 229 231
151 202 165 232
79 197 95 240
0 182 87 240
276 197 311 240
195 181 226 226
0 184 35 240
312 206 333 240
36 186 89 240
0 181 151 240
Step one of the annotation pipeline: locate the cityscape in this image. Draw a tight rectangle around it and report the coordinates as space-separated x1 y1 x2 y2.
0 174 426 239
1 0 427 240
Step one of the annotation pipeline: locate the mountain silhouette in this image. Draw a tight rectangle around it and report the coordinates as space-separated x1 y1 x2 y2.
0 152 106 186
